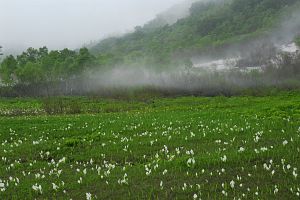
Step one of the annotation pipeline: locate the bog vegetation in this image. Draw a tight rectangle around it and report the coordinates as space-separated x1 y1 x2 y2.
0 92 300 199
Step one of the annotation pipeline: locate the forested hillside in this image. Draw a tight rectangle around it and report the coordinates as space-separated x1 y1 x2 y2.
90 0 300 66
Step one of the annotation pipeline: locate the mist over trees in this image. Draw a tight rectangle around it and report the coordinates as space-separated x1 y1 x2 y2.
90 0 300 66
1 45 300 97
1 0 300 97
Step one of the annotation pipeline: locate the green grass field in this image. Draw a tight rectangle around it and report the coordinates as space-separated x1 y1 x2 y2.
0 92 300 199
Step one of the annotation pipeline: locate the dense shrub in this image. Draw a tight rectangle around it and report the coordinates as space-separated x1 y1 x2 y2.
42 98 82 115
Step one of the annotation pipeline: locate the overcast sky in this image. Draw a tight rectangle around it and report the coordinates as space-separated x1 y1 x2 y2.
0 0 184 52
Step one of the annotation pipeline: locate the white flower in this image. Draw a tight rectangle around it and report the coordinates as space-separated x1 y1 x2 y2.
193 193 198 199
222 190 227 196
58 157 66 164
238 147 245 153
78 177 83 184
52 183 59 191
274 186 279 194
187 157 195 167
293 170 298 179
32 184 42 194
221 155 227 162
86 192 92 200
118 173 128 185
160 181 163 189
0 182 4 188
163 169 168 175
271 170 275 176
230 180 235 188
283 140 288 146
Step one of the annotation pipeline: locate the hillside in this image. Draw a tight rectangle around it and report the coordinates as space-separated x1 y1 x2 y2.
90 0 300 66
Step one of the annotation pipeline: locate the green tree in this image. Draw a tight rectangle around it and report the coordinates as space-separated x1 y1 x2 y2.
71 48 95 75
295 36 300 47
16 62 44 85
0 55 18 85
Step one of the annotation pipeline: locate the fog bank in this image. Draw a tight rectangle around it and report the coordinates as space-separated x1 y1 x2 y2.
0 0 185 53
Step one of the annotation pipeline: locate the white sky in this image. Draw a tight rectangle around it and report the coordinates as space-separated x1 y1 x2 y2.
0 0 184 52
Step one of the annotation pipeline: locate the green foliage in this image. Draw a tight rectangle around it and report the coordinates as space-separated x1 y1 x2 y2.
0 47 96 88
0 55 17 85
64 138 83 147
295 36 300 47
16 62 44 84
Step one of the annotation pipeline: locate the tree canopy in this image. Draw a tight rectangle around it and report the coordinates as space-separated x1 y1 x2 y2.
0 47 96 87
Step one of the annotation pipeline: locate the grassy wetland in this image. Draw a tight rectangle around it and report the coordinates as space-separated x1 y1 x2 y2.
0 91 299 199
